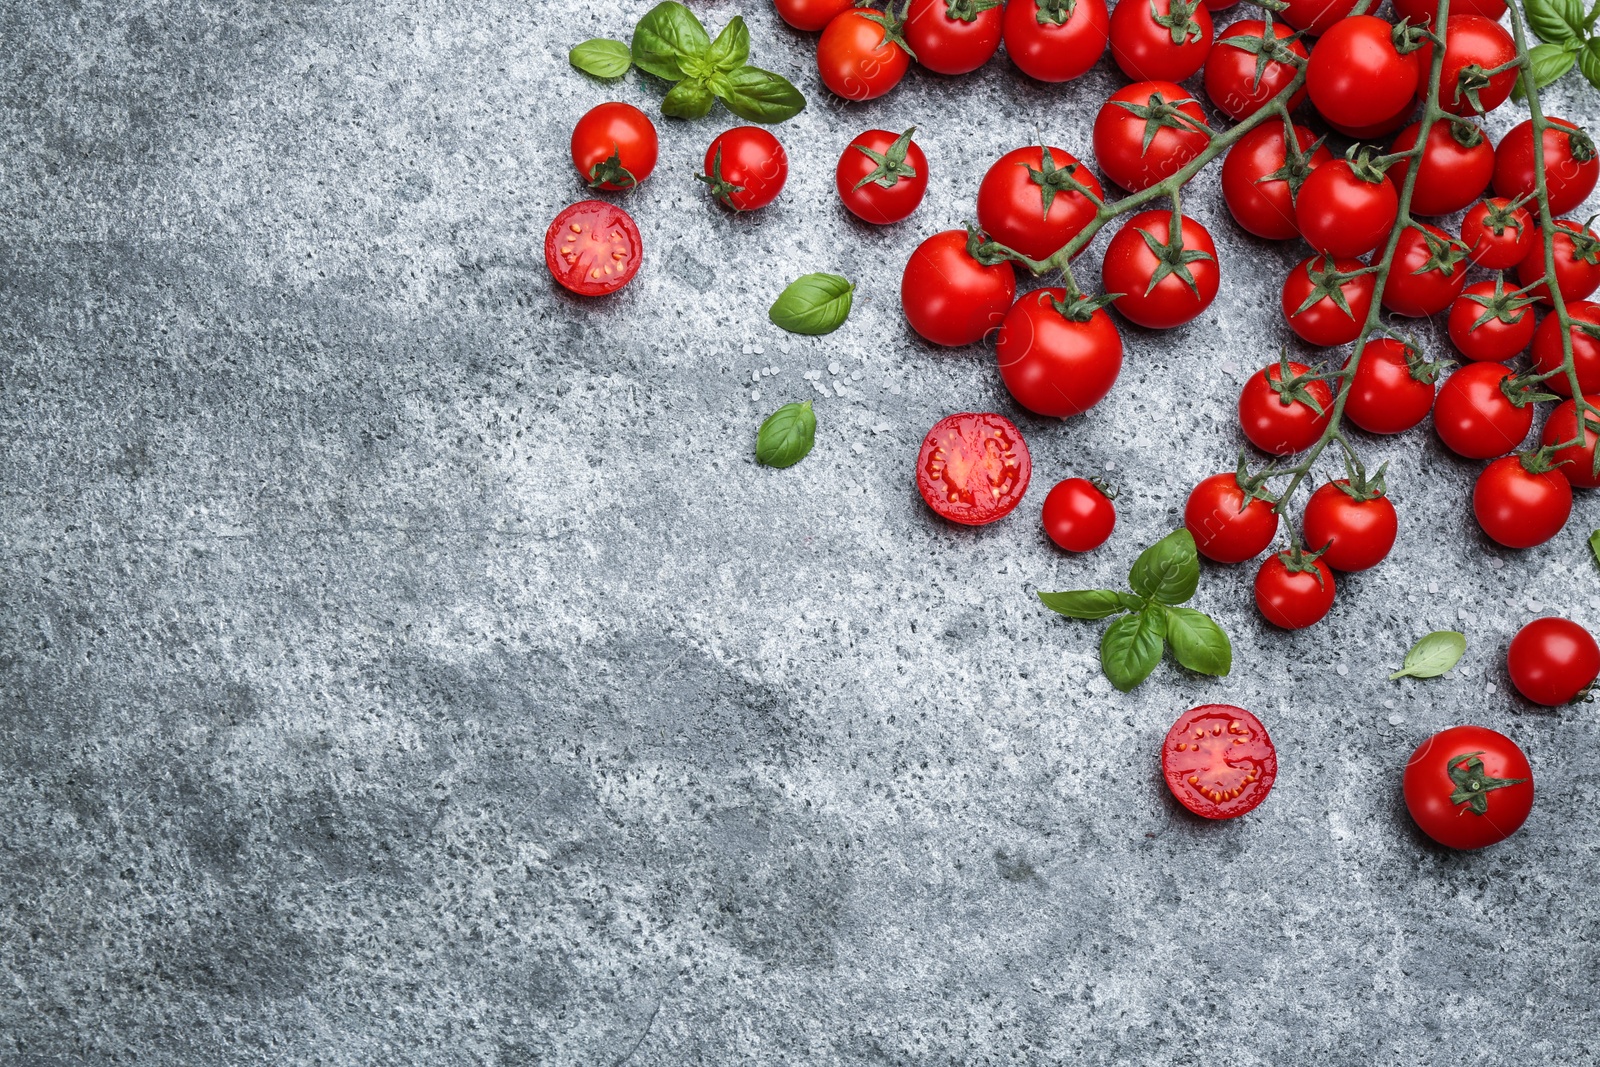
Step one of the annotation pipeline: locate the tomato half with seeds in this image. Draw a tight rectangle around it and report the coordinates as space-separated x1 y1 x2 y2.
1434 363 1534 458
1239 360 1332 455
1447 280 1536 362
1493 117 1598 218
1532 300 1600 396
1281 255 1374 347
901 230 1017 347
1517 220 1600 305
1541 396 1600 488
1099 210 1218 329
1403 725 1532 850
1255 552 1336 629
994 289 1123 417
905 0 1004 74
570 102 658 191
701 127 788 211
1109 0 1213 83
1301 480 1397 571
1306 16 1420 130
1184 471 1279 563
544 200 643 296
1508 617 1600 705
1387 120 1494 218
1342 338 1437 435
1220 123 1332 241
1162 705 1277 820
774 0 855 32
1382 222 1469 318
1420 15 1517 116
1294 160 1397 258
818 8 912 100
977 145 1105 261
915 412 1032 525
1277 0 1358 35
1092 80 1210 192
1462 197 1535 270
1042 477 1116 551
1474 455 1572 547
1203 19 1307 121
1003 0 1110 82
836 128 928 225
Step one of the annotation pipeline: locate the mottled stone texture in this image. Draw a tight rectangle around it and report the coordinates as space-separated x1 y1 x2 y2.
2 1 1599 1063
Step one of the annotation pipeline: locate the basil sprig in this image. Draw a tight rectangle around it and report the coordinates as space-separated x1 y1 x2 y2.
1518 0 1600 98
770 274 855 335
1039 530 1232 692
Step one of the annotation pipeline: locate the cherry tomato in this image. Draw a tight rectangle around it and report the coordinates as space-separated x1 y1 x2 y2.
1475 455 1572 547
1203 20 1308 121
1383 222 1469 318
1220 123 1332 241
1403 725 1532 851
1493 118 1598 217
915 412 1032 525
544 200 643 297
570 102 658 191
1003 0 1109 81
1295 159 1398 258
1531 300 1600 396
1517 220 1600 305
836 129 928 225
1447 280 1536 363
1109 0 1213 83
818 9 912 100
1041 478 1116 551
1092 80 1209 192
1281 255 1375 347
1238 360 1332 455
1099 210 1219 329
1419 15 1517 116
1434 363 1534 458
1184 472 1279 563
700 127 788 211
1387 121 1495 217
1342 338 1437 435
1461 197 1535 270
994 289 1124 417
1277 0 1358 35
1302 480 1397 571
1161 705 1277 819
904 0 1004 75
1392 0 1507 22
1541 396 1600 488
1508 617 1600 704
1306 17 1420 130
1255 552 1336 629
773 0 855 32
977 145 1105 261
901 230 1018 347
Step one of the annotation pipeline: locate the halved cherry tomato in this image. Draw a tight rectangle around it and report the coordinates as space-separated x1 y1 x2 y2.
901 230 1017 347
1239 359 1332 455
1306 16 1420 130
1220 123 1332 241
1419 15 1517 116
1508 617 1600 704
836 128 928 225
818 8 912 100
1255 551 1336 629
1541 396 1600 488
1447 279 1537 362
994 289 1123 417
1041 477 1116 551
1474 455 1571 548
915 412 1032 525
1301 480 1397 571
1161 705 1277 819
1516 220 1600 305
1092 80 1209 192
1183 471 1279 563
1342 338 1439 435
544 200 643 297
904 0 1004 75
1387 120 1494 218
1003 0 1110 82
1382 222 1469 318
1433 363 1534 458
1281 255 1374 347
1109 0 1213 83
1099 210 1218 329
570 102 658 191
701 127 788 211
977 145 1105 261
1403 725 1532 851
1295 159 1397 258
1493 117 1598 217
1461 197 1535 269
1531 300 1600 396
1203 20 1307 121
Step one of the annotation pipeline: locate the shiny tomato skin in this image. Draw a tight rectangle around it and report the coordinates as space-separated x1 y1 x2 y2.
1462 198 1535 270
1277 0 1358 35
774 0 855 32
1324 105 1419 141
1447 281 1536 363
1281 255 1375 347
1306 16 1420 130
994 289 1123 417
1162 705 1277 819
1383 222 1469 318
1203 20 1307 120
1494 118 1598 217
818 9 911 100
1254 554 1336 629
544 200 643 297
1295 161 1398 258
1393 0 1507 22
1517 220 1600 305
1239 361 1332 455
1183 473 1279 563
1100 210 1219 329
1221 123 1332 241
1109 0 1213 82
1531 300 1600 396
901 230 1017 347
1387 121 1495 217
916 412 1032 525
904 0 1004 74
1003 0 1110 82
570 102 658 191
977 145 1105 261
1434 363 1533 458
1420 15 1517 116
836 129 928 225
1343 339 1436 435
702 127 788 211
1474 456 1572 547
1541 396 1600 488
1403 726 1532 851
1508 617 1600 704
1301 481 1397 571
1041 478 1116 551
1092 80 1209 192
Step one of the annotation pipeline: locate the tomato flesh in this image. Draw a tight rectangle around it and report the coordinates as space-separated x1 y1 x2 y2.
544 200 642 297
915 412 1032 526
1162 705 1277 820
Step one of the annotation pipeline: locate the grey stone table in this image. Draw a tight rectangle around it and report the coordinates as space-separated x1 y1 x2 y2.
3 1 1598 1063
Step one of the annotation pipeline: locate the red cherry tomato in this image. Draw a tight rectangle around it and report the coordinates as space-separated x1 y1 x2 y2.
1541 396 1600 488
1041 478 1116 551
1393 0 1507 22
915 412 1032 525
904 0 1004 74
1493 118 1598 217
701 127 788 211
1238 360 1333 455
773 0 855 32
1306 16 1420 130
1203 20 1307 121
1382 222 1470 318
1301 480 1397 571
994 290 1124 417
1403 726 1532 851
570 102 658 191
1092 80 1210 192
544 200 643 297
1221 123 1332 241
1100 210 1219 329
818 9 912 100
1254 552 1336 629
1447 280 1537 363
1474 455 1572 547
1295 160 1398 258
976 145 1105 261
1183 472 1279 563
1003 0 1110 82
1109 0 1213 83
1162 705 1277 820
1532 300 1600 396
1420 15 1517 116
1387 120 1495 217
1342 338 1437 435
836 128 928 225
1508 617 1600 704
1461 197 1535 270
1276 0 1358 35
1434 363 1534 458
1281 255 1375 347
901 230 1018 347
1517 220 1600 305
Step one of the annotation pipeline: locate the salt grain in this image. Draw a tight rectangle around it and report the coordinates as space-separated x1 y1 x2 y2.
829 360 843 375
1388 712 1405 725
852 442 865 454
751 390 760 401
851 369 863 381
742 343 753 355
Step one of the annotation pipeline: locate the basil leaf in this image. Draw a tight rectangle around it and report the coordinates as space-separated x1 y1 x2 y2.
1101 608 1164 692
1590 528 1600 570
1389 631 1466 680
707 16 751 72
1128 529 1200 606
715 65 807 124
769 273 854 335
662 77 716 119
1580 40 1600 90
1038 590 1129 620
1514 43 1577 100
632 1 711 82
756 401 816 469
1527 0 1586 43
1163 607 1232 677
569 39 633 79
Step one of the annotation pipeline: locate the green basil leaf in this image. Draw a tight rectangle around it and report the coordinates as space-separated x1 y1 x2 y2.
756 401 817 469
632 1 711 81
707 15 751 72
1128 529 1200 606
1163 607 1232 677
1038 590 1129 620
1527 0 1586 43
1389 631 1466 680
715 65 807 124
769 273 855 335
1101 609 1164 692
662 77 716 119
1590 528 1600 570
569 38 633 79
1514 42 1577 100
1580 39 1600 89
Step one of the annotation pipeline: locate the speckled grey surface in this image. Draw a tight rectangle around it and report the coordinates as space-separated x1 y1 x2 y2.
4 1 1600 1063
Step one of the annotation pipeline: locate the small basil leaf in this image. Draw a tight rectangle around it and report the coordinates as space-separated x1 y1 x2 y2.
769 273 854 335
756 401 816 468
1163 607 1232 677
1514 43 1577 100
707 16 751 72
1037 590 1129 620
662 77 716 119
1101 609 1164 692
1580 39 1600 90
632 1 711 82
1389 631 1466 680
1527 0 1586 43
1590 528 1600 570
715 65 807 124
1128 529 1201 605
569 39 633 79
